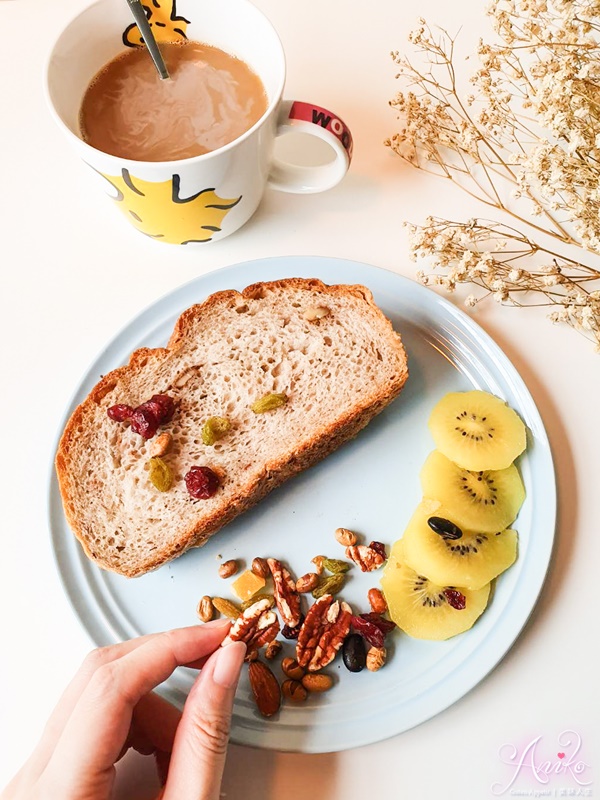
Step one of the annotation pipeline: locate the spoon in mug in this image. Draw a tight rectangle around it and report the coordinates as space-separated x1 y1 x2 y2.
125 0 170 80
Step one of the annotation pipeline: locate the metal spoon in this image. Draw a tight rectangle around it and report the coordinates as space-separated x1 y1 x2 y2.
126 0 170 80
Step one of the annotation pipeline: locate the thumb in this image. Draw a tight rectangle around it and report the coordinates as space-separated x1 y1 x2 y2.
162 641 246 800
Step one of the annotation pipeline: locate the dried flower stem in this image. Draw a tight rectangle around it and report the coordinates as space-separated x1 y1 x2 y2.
387 0 600 348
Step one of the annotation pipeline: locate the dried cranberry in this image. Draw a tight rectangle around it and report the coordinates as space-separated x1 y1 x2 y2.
281 615 304 640
444 589 466 610
351 616 385 648
358 612 396 635
351 613 396 648
143 394 175 424
369 541 387 559
107 404 134 422
185 466 220 499
129 406 159 439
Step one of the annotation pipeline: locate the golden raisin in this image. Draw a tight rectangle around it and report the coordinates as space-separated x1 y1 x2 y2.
147 457 173 492
251 393 288 413
201 416 231 446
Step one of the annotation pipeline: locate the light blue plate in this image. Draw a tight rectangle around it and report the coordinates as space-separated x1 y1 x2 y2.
48 256 556 752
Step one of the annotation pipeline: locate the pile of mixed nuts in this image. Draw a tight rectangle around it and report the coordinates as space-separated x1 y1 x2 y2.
196 527 397 718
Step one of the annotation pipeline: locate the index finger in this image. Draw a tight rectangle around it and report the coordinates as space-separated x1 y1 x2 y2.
44 623 231 795
29 620 229 779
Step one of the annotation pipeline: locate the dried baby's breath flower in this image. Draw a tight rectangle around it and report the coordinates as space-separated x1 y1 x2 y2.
387 0 600 348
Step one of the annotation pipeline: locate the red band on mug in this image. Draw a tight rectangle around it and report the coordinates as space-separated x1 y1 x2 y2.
288 102 353 160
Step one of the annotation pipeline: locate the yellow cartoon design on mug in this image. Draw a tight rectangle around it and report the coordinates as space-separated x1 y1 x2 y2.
100 169 242 244
123 0 189 46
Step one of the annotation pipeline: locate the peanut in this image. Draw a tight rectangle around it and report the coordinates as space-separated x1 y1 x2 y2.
367 587 388 614
265 640 282 660
295 573 319 593
281 679 308 703
335 527 357 547
281 657 305 681
196 595 214 623
311 555 325 575
251 557 270 579
218 559 239 579
301 673 333 693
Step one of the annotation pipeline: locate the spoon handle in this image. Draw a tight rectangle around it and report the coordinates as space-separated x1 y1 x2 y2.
126 0 170 80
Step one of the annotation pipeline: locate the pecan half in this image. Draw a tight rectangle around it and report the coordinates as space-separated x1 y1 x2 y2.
220 598 280 653
345 544 385 572
296 593 352 672
267 558 302 628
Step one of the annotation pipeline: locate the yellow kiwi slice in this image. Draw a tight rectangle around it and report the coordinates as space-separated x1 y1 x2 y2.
381 542 490 640
402 504 518 590
428 390 526 471
421 450 525 533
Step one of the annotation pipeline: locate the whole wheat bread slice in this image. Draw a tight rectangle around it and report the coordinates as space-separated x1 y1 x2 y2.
56 278 408 577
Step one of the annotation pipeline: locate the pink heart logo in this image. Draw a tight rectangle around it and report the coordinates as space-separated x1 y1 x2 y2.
557 752 565 759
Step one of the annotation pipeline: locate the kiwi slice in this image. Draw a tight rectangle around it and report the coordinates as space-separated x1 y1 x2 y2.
402 504 518 590
381 541 490 640
420 450 525 533
428 390 526 471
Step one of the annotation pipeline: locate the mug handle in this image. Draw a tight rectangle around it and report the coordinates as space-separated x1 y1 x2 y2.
268 100 353 193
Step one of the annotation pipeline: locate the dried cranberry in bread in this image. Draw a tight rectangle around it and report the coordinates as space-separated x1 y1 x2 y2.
56 278 408 577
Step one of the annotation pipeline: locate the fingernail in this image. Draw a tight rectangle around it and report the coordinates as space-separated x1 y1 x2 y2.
199 618 231 629
212 641 246 688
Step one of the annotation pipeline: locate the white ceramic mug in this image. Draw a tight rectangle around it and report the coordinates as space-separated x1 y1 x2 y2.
45 0 353 244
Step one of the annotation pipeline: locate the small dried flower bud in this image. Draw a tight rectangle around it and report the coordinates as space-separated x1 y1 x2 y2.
281 679 308 703
335 527 357 546
367 588 388 615
251 557 270 580
218 559 239 579
196 595 214 623
149 431 173 457
366 646 387 672
265 640 282 660
295 573 319 593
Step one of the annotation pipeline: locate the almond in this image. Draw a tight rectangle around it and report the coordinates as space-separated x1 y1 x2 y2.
248 661 281 717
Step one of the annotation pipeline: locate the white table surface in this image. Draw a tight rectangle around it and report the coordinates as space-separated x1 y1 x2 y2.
1 0 598 797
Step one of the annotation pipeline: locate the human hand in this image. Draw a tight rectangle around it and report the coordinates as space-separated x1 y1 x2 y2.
3 621 246 800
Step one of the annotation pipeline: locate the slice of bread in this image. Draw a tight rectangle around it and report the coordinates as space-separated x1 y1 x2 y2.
56 278 408 577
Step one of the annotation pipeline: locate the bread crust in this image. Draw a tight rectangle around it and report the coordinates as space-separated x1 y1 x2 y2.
56 278 408 577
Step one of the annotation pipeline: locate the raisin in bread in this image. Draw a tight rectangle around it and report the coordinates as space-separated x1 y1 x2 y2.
56 278 408 577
